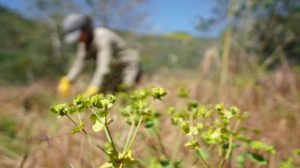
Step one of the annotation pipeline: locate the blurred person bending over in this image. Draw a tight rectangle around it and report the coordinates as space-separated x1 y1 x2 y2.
58 13 142 97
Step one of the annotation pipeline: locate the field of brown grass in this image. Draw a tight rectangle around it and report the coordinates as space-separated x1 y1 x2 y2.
0 65 299 168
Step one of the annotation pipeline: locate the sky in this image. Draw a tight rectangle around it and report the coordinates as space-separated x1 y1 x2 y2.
0 0 223 37
147 0 222 37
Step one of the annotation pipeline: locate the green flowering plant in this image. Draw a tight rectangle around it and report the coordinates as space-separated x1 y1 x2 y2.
118 88 180 167
51 87 168 168
51 94 135 168
50 86 286 168
168 91 276 168
279 148 300 168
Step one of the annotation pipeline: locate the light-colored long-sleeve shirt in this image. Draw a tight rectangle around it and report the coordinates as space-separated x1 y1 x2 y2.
66 27 140 88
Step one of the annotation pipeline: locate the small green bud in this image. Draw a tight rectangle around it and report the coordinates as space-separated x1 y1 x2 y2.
230 106 240 115
100 99 113 109
239 112 249 120
131 89 148 100
180 121 190 134
215 103 225 112
50 103 68 116
189 126 199 135
198 106 210 118
223 110 234 120
250 141 265 150
90 94 104 108
106 94 116 104
202 128 222 144
151 87 167 100
210 128 222 140
90 94 114 110
171 117 180 125
73 95 89 109
188 101 198 110
185 139 199 150
196 123 204 130
118 150 135 164
168 107 176 115
266 145 276 155
177 87 189 98
120 106 131 117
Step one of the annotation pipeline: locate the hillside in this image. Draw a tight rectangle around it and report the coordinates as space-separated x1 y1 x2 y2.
0 6 54 84
0 6 216 84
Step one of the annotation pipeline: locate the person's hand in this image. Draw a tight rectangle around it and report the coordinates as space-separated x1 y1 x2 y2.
57 76 71 97
83 85 99 97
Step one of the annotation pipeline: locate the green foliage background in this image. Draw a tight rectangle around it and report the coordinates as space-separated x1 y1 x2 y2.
0 6 60 84
0 6 215 85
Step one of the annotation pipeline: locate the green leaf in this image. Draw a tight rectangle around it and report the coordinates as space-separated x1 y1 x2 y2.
159 160 171 168
118 150 136 166
99 162 113 168
174 161 182 168
250 141 265 150
187 101 198 110
144 120 155 128
236 153 247 167
279 158 294 168
90 114 97 123
293 148 300 155
92 120 104 132
71 123 84 134
248 153 268 165
196 148 210 160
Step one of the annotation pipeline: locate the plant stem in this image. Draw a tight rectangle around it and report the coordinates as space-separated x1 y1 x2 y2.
123 120 135 152
77 112 82 124
126 99 144 150
91 109 118 153
197 149 211 168
104 123 117 153
104 110 118 153
155 127 169 159
225 120 240 160
127 116 143 150
65 114 109 156
218 119 241 168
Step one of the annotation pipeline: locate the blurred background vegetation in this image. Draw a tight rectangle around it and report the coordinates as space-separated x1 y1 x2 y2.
0 0 299 85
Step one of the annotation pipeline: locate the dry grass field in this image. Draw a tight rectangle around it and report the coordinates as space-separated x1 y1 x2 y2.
0 64 299 168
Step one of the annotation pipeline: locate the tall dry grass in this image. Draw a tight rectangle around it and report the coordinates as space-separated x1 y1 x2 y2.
0 58 299 167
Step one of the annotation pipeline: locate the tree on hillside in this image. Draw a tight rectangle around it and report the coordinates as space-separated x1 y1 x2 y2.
196 0 300 65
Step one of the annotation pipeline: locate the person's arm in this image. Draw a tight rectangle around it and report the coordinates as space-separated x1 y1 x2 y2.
57 42 86 97
83 40 112 96
66 42 87 81
90 41 112 87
